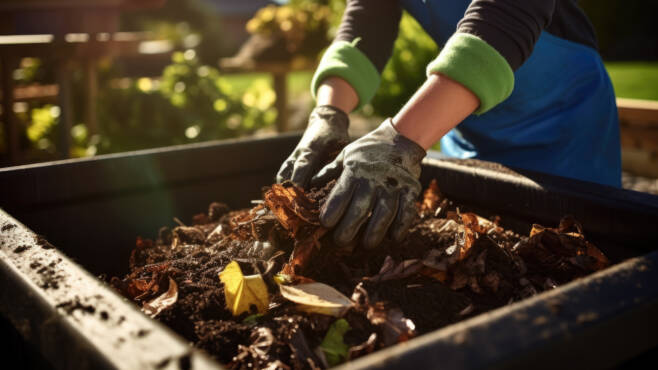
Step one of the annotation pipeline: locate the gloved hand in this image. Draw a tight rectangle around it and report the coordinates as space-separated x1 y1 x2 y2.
277 105 350 188
310 119 426 249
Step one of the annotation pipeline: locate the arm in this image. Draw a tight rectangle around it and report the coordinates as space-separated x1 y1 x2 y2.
424 0 560 115
395 0 567 147
311 0 402 111
278 0 401 187
315 0 573 248
316 76 359 115
393 73 478 150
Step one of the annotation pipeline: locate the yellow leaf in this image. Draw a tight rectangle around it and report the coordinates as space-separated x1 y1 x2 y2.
219 261 270 316
279 283 352 317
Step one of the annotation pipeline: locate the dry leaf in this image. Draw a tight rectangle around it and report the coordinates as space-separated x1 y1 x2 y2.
422 248 447 270
281 233 326 275
530 223 549 237
518 216 609 283
279 282 353 317
367 303 416 346
219 261 270 316
348 333 377 359
264 183 328 275
419 179 443 217
366 256 423 283
264 183 321 236
142 277 178 317
586 242 610 270
419 267 448 282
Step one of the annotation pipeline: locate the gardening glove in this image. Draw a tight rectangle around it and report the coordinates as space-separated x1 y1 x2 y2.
276 105 350 188
310 119 426 249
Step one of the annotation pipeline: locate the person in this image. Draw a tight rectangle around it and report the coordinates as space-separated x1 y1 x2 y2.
276 0 620 249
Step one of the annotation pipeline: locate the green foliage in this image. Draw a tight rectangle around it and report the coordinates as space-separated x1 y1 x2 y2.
11 50 277 160
320 319 351 366
368 13 438 117
120 0 223 64
605 62 658 101
246 1 332 57
93 51 276 154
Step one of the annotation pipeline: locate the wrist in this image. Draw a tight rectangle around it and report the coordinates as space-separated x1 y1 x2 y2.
392 74 478 150
382 119 426 167
316 76 359 114
311 105 350 132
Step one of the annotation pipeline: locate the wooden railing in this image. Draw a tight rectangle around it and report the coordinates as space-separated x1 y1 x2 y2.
617 98 658 178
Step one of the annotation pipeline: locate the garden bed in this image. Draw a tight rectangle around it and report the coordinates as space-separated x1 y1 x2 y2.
1 135 658 370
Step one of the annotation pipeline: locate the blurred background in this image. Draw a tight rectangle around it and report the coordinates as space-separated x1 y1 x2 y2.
0 0 656 191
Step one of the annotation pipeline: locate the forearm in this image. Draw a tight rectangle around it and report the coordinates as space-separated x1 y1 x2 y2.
311 0 401 110
316 76 359 115
392 73 479 150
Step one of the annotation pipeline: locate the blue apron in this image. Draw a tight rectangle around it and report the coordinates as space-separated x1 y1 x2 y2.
400 0 621 187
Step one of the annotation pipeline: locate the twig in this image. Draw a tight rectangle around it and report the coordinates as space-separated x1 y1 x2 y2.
173 217 186 227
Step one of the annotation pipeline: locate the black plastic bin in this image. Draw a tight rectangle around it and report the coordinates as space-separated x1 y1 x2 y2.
1 133 658 370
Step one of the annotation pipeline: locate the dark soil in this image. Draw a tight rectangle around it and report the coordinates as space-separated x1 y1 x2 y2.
56 299 96 315
36 235 55 249
110 180 609 369
37 264 61 290
13 245 30 253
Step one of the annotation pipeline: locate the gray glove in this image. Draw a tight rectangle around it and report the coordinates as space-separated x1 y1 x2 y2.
276 105 350 188
311 119 426 249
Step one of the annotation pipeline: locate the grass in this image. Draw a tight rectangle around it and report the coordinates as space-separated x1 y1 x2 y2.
219 62 658 103
221 71 313 100
605 62 658 101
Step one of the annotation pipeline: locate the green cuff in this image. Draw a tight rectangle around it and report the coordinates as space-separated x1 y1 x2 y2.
311 40 381 111
427 33 514 115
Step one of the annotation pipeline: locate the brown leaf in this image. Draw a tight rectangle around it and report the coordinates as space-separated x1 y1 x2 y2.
450 270 469 290
366 256 423 283
142 277 178 317
529 224 545 237
419 179 443 218
264 183 321 236
264 183 328 275
558 215 583 235
172 226 205 246
482 272 501 292
419 267 448 282
281 227 327 275
229 205 274 241
517 216 610 282
348 333 377 359
421 248 447 271
366 302 416 346
586 242 610 270
461 213 489 234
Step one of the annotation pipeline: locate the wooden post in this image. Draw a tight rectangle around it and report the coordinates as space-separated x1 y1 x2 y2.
1 56 19 164
273 71 288 132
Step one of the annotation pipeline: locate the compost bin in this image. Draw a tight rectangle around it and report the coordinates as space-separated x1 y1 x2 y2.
1 133 658 370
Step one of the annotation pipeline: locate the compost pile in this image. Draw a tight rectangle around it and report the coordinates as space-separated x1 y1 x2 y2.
111 180 610 369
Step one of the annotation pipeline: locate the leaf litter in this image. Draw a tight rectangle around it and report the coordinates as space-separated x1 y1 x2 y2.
110 179 610 369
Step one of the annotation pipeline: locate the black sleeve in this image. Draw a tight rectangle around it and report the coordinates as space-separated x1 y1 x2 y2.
457 0 597 71
457 0 555 70
334 0 403 72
